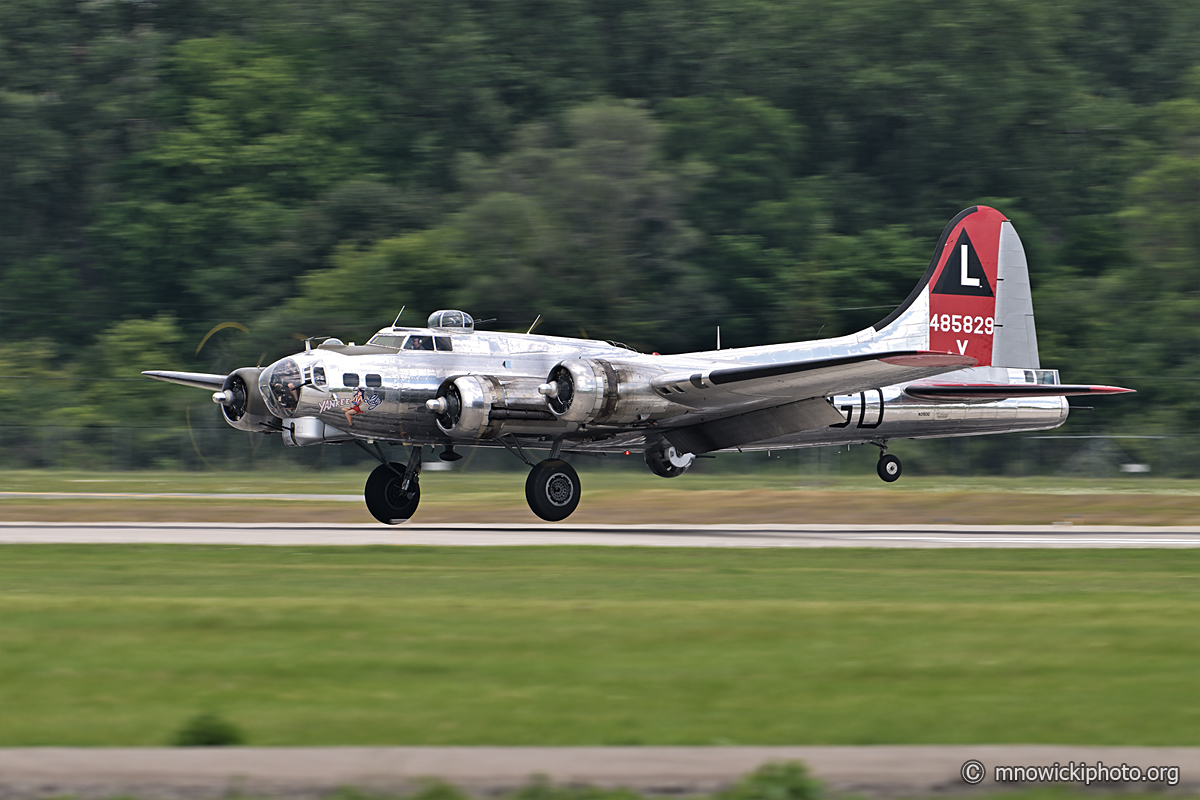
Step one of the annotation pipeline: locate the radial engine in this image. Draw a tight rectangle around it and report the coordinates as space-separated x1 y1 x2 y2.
427 357 675 438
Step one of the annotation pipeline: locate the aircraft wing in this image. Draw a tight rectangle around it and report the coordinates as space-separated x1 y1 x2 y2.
903 382 1134 401
142 370 228 390
651 351 976 412
646 350 973 455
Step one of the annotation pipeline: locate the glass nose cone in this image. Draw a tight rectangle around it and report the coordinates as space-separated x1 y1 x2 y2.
260 357 303 417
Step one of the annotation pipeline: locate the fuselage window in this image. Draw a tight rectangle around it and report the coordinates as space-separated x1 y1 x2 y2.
365 373 382 388
312 366 326 387
403 335 435 351
343 373 360 387
434 336 453 352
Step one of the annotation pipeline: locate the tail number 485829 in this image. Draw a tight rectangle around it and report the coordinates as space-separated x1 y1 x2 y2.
930 314 994 334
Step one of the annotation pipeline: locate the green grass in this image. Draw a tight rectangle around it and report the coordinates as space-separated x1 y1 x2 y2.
2 546 1199 746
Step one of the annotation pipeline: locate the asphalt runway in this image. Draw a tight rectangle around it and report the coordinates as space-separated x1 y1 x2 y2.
2 745 1198 798
2 521 1200 547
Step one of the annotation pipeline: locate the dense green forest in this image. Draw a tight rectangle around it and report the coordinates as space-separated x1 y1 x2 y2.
2 0 1198 469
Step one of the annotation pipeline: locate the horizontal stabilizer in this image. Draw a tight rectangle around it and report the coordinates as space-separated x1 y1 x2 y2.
903 382 1134 402
142 370 228 390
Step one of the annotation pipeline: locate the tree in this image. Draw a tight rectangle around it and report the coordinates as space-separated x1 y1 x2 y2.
450 100 714 352
1114 85 1200 428
90 36 373 327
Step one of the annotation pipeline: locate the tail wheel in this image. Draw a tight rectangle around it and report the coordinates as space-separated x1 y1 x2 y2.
364 462 420 524
877 453 902 483
525 459 581 521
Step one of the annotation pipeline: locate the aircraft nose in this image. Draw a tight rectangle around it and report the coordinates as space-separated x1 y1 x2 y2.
259 357 304 418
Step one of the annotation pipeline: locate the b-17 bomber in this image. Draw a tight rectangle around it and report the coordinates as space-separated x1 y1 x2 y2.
146 207 1132 523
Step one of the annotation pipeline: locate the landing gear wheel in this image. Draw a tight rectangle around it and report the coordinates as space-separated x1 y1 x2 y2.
877 453 902 483
525 459 581 521
644 441 695 478
364 462 420 524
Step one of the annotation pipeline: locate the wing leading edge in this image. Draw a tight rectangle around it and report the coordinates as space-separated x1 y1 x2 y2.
142 370 228 390
651 350 976 412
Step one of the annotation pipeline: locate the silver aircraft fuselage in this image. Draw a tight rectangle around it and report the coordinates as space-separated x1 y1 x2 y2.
261 326 1067 455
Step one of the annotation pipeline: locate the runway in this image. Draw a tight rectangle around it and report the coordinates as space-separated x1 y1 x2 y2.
2 745 1198 798
3 521 1200 547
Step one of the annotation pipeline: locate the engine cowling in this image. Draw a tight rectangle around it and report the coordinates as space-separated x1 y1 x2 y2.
544 359 617 424
543 358 673 427
429 375 555 439
214 367 280 433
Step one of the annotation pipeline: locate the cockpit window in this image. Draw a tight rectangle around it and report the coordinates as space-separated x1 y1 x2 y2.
312 365 326 387
365 374 382 388
343 372 359 387
434 336 452 352
368 335 405 348
403 335 435 351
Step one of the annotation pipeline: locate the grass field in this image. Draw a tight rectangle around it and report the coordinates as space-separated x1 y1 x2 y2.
2 545 1199 746
2 469 1200 524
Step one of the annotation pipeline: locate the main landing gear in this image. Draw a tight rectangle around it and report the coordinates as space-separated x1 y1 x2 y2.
871 439 902 483
358 441 422 524
501 436 582 522
525 459 581 521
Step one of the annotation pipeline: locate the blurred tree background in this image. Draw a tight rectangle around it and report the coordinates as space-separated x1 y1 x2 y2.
2 0 1197 468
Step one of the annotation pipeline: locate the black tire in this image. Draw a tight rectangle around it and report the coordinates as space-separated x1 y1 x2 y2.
364 462 420 524
643 443 691 478
877 453 902 483
525 459 581 521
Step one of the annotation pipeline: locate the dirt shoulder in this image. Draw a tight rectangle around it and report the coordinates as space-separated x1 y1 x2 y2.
0 486 1198 526
3 746 1199 799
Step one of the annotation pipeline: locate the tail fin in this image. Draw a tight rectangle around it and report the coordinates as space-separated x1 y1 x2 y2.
872 206 1039 368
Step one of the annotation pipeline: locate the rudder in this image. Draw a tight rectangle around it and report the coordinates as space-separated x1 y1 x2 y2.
992 218 1039 368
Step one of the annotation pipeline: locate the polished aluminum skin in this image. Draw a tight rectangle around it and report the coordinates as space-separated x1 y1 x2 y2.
249 327 1064 455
